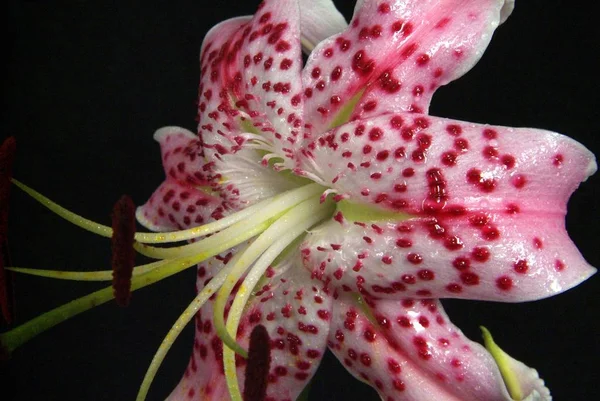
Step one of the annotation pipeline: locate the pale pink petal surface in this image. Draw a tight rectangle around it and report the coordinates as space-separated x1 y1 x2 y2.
327 294 550 400
301 114 596 301
136 127 227 231
301 0 513 138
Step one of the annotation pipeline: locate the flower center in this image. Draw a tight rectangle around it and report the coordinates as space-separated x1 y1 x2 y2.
1 125 410 400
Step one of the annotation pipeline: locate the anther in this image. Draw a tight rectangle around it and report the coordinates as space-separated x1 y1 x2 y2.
0 137 16 324
111 195 136 307
243 324 271 401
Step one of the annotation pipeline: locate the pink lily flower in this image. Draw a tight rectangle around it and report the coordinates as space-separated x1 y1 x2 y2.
1 1 597 401
131 0 595 400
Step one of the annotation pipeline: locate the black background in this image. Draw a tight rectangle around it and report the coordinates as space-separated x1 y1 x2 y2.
2 0 599 400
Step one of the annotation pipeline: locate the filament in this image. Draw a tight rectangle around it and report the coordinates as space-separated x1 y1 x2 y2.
6 176 335 401
213 195 333 357
11 178 315 244
134 243 249 401
221 199 333 400
134 183 324 260
5 259 168 281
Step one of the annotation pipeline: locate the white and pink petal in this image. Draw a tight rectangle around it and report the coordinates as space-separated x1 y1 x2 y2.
135 127 228 231
199 0 305 161
153 127 211 186
135 179 225 232
327 294 551 401
300 113 596 301
301 0 512 136
299 0 347 53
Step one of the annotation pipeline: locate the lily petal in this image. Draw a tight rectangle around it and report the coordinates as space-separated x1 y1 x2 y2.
302 0 512 135
327 294 551 400
165 257 236 401
300 113 596 301
168 254 332 401
152 126 211 186
299 0 347 53
136 127 226 231
198 0 311 204
199 0 303 152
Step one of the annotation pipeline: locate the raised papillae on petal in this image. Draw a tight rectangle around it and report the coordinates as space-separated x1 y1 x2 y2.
302 113 596 302
302 0 513 137
327 295 550 401
196 0 321 206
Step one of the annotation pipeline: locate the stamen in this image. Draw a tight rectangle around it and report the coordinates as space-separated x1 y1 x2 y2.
135 243 249 401
0 337 9 360
0 136 16 324
111 195 136 307
0 251 208 354
220 198 333 400
215 195 334 358
11 178 283 244
0 188 285 355
11 178 114 238
243 325 271 401
135 183 324 260
300 37 316 54
5 259 169 281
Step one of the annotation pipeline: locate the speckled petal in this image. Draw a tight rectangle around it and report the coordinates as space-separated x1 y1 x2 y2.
327 295 551 401
302 0 511 135
153 127 211 186
135 127 228 231
299 0 347 53
198 15 252 155
300 113 596 301
165 256 236 401
199 0 303 157
168 255 332 401
197 0 311 205
136 179 225 232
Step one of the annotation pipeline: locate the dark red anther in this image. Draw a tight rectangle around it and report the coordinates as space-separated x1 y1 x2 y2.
0 137 16 324
243 324 271 401
111 195 136 307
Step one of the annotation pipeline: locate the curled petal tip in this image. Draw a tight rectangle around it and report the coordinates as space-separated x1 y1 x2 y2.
500 0 516 24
